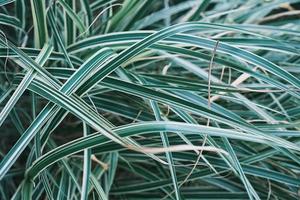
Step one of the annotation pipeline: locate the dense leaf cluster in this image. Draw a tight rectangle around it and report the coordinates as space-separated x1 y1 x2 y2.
0 0 300 199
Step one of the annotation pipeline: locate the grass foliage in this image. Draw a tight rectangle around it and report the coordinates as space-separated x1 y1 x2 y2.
1 0 300 199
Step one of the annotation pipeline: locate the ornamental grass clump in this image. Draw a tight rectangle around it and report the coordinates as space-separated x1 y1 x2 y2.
0 0 300 199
